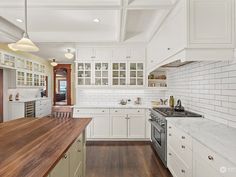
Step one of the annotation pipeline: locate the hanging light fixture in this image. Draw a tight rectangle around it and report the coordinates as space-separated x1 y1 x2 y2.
8 0 39 52
65 49 74 59
50 59 58 67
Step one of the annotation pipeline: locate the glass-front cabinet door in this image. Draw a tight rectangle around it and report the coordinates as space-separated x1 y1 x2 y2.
77 63 92 86
129 62 144 86
112 62 126 86
17 71 25 86
34 74 40 86
95 62 109 86
16 58 25 69
26 73 33 86
26 60 33 71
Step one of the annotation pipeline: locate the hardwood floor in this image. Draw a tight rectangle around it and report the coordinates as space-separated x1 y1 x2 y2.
86 141 172 177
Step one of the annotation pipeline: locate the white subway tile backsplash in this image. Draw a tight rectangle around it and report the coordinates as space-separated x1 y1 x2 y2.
167 61 236 128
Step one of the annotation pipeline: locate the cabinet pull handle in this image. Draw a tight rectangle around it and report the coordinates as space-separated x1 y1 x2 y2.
169 133 171 136
181 169 185 173
208 155 214 161
115 110 118 112
77 139 81 143
77 149 81 152
181 145 185 149
102 110 105 112
181 136 185 139
169 126 171 129
168 153 172 156
138 110 140 112
64 154 67 159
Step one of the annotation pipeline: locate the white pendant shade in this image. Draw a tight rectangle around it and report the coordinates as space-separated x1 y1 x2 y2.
65 49 74 59
51 59 58 67
8 43 19 51
9 37 39 52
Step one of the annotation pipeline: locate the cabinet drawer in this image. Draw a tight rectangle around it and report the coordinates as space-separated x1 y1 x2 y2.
168 147 192 177
168 132 192 168
168 123 192 149
74 108 109 115
193 139 235 174
110 109 145 115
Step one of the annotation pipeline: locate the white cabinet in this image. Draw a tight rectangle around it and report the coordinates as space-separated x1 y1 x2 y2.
36 99 52 118
128 115 146 138
167 122 193 177
73 108 148 140
113 47 145 60
112 62 127 86
193 139 236 177
76 62 92 86
76 48 94 60
128 62 144 86
147 0 235 72
92 115 110 138
94 48 113 60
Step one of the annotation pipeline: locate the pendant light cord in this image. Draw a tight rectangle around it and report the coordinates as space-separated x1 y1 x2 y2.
24 0 29 38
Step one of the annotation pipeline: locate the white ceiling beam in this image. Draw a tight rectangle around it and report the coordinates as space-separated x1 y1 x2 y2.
119 0 128 42
127 5 173 10
0 16 23 41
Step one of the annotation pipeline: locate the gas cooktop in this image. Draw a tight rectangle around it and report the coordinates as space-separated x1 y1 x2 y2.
152 107 202 117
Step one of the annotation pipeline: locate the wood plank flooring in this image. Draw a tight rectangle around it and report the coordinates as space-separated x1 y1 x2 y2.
86 141 172 177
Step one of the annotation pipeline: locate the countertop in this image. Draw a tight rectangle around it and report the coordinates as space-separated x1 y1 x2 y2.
167 118 236 165
8 97 51 103
0 117 92 177
73 104 168 109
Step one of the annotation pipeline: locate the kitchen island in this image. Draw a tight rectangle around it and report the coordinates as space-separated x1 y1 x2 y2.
0 117 91 177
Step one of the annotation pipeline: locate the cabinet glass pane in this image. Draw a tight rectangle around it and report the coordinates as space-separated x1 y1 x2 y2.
130 71 136 77
113 63 119 70
120 79 126 85
120 63 126 70
95 71 101 77
102 79 108 85
85 63 91 70
137 71 143 77
85 71 91 77
102 71 108 77
137 63 143 70
113 79 118 85
120 71 126 78
78 71 83 77
137 79 143 85
102 63 108 70
95 63 101 70
130 79 136 85
85 78 91 85
130 63 136 70
78 79 84 85
78 63 84 70
95 78 101 85
113 71 118 77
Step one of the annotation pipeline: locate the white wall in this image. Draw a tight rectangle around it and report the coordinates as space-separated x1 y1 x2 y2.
167 60 236 128
76 89 166 106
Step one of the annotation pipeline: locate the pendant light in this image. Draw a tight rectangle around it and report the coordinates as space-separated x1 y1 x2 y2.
8 0 39 52
65 49 74 59
50 59 58 67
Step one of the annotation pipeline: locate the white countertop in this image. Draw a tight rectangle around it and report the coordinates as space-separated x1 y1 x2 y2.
9 97 51 103
73 104 169 109
167 118 236 165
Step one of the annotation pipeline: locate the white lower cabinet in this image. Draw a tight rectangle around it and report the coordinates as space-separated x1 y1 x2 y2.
35 99 52 118
73 108 148 140
167 121 236 177
50 152 69 177
128 115 146 138
92 115 110 138
111 115 128 138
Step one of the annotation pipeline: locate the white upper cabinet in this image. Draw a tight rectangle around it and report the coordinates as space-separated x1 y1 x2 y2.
94 48 113 60
147 0 235 72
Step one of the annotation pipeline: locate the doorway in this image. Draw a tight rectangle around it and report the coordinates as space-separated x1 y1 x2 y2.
0 69 3 123
53 64 71 106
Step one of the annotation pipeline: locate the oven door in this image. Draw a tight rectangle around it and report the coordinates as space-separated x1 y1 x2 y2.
150 120 167 166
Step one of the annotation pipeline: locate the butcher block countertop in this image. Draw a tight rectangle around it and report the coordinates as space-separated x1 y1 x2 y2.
0 117 91 177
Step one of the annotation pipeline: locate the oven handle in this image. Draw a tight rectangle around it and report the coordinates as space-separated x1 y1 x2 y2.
148 119 164 133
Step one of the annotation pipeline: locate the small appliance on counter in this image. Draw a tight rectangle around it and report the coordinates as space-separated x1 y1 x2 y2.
9 94 13 101
134 97 141 105
174 99 185 112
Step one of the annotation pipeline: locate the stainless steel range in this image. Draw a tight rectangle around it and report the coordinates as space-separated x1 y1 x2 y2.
149 107 202 167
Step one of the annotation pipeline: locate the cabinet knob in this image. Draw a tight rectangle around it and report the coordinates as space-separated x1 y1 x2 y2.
102 110 105 112
181 145 185 149
181 169 185 173
77 139 81 143
167 48 171 50
64 154 67 159
168 153 172 156
115 110 118 112
77 149 81 152
181 136 185 139
169 126 172 129
208 155 214 161
169 133 172 136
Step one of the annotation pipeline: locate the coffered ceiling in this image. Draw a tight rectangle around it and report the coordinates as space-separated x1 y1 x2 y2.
0 0 177 61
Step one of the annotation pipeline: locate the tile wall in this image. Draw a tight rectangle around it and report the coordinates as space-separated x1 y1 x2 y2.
167 60 236 128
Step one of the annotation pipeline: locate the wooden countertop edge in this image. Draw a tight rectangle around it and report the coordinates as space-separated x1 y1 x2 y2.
0 117 92 177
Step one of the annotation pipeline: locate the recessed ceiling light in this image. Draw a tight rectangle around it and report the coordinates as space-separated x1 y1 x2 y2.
16 18 23 23
93 18 100 23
